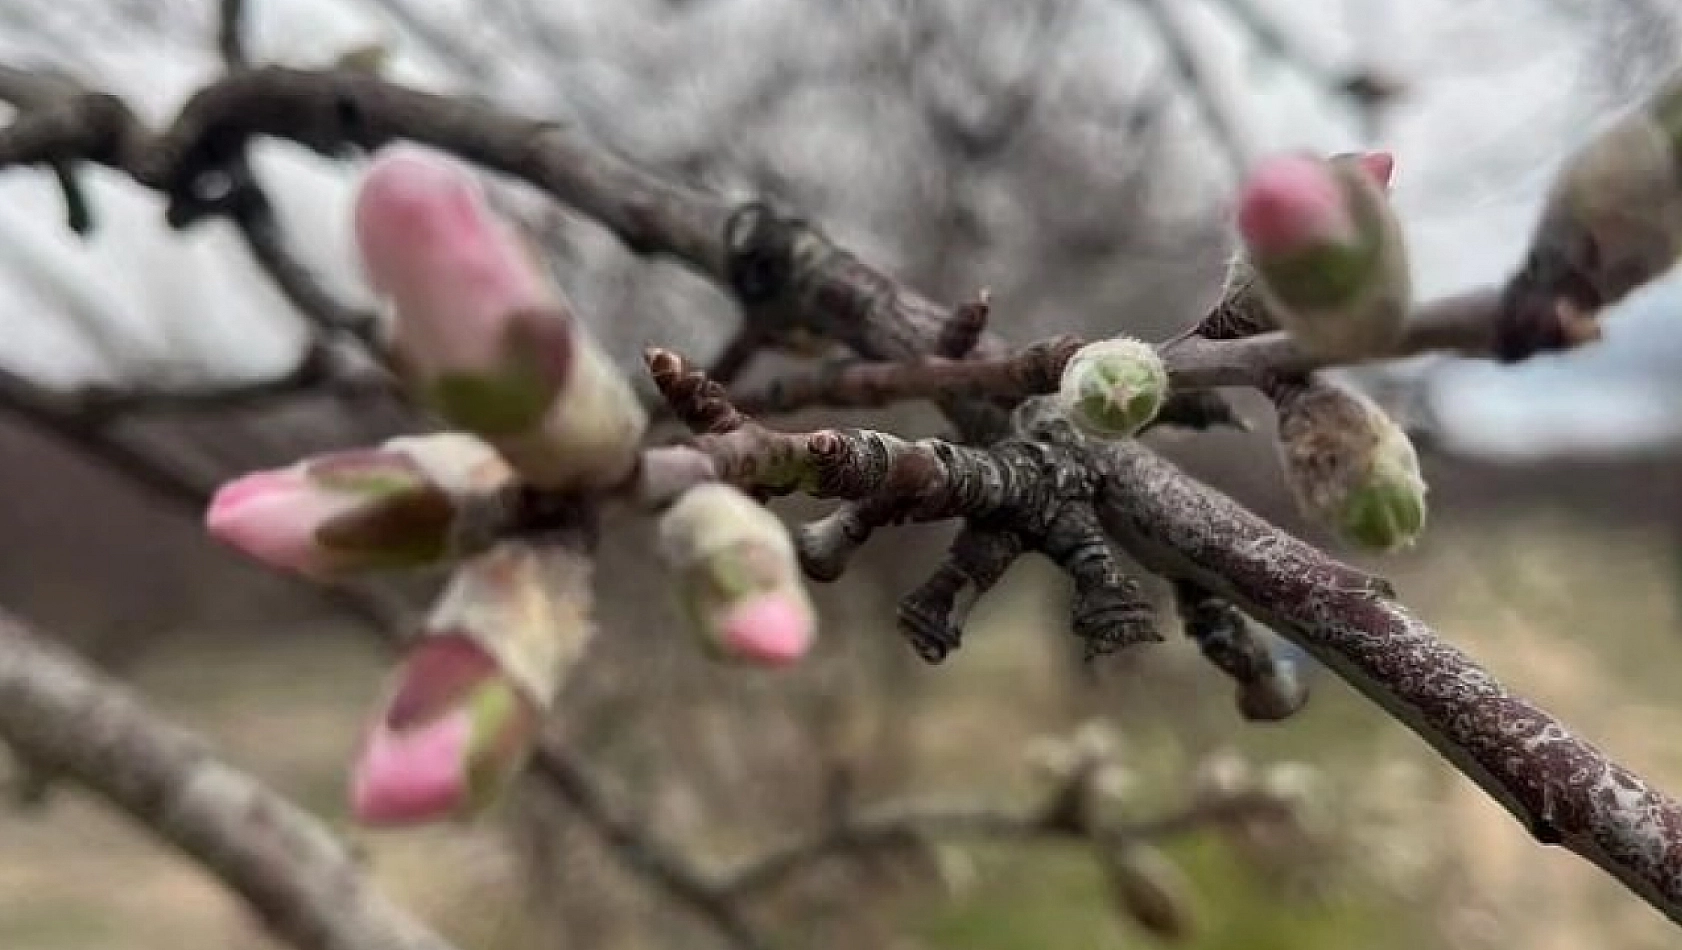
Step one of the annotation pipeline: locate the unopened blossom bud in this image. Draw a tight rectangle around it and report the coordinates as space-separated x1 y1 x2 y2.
354 144 646 490
205 433 512 579
1099 843 1200 944
1238 151 1410 360
657 484 817 667
350 633 536 826
1275 381 1427 552
1501 71 1682 352
1236 661 1309 723
351 541 595 825
1057 338 1168 439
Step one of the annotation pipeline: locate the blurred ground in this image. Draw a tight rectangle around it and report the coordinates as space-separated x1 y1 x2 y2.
4 490 1681 950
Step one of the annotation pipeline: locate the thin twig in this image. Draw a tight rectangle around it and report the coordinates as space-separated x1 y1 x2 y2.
718 789 1285 899
727 288 1504 416
526 739 770 950
1 64 1679 926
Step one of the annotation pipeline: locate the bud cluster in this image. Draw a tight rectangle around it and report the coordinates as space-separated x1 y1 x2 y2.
203 146 818 828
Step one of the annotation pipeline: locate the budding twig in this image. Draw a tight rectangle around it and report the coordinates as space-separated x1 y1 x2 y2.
649 348 1158 662
0 63 1679 926
725 285 1557 418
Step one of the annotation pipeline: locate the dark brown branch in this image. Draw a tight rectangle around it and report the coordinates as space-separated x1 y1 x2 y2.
731 336 1082 417
651 350 1162 661
218 0 249 69
64 344 389 424
0 66 380 349
0 609 460 950
726 287 1521 416
3 64 1679 926
1042 502 1157 659
896 526 1024 660
1095 442 1682 920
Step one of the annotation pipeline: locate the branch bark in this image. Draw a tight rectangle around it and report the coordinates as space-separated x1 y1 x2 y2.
1 64 1678 927
1093 442 1682 919
0 608 461 950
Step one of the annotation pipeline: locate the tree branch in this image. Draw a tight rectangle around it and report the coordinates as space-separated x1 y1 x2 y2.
716 786 1285 900
0 609 461 950
727 286 1516 416
1 63 1678 926
1094 440 1682 921
525 739 769 950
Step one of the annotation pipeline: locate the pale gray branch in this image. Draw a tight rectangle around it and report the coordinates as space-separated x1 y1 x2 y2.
0 608 462 950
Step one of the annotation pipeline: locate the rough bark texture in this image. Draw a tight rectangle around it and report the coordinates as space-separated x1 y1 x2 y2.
1093 442 1682 918
0 63 1679 927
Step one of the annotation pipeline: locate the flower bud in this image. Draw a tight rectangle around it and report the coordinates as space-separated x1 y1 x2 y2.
1057 338 1168 439
351 541 595 826
657 484 817 667
1275 381 1427 552
1099 843 1199 944
354 145 646 491
1238 151 1410 360
1236 661 1309 723
205 433 512 579
350 634 536 826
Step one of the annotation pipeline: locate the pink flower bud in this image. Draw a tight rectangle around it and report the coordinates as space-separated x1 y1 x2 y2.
718 592 815 668
355 145 550 377
353 145 647 491
350 634 538 826
657 484 817 667
350 541 597 826
204 434 511 579
1237 154 1357 257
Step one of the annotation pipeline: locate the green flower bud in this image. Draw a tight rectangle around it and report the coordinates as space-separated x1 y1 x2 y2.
657 484 817 667
1057 338 1169 439
1276 381 1427 552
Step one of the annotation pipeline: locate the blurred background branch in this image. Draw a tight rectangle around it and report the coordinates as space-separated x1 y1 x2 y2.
0 2 1679 950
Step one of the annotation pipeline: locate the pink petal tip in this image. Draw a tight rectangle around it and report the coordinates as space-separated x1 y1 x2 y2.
206 471 292 523
1237 155 1352 257
349 710 473 826
719 594 814 668
203 471 333 577
1359 151 1395 189
352 144 549 369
